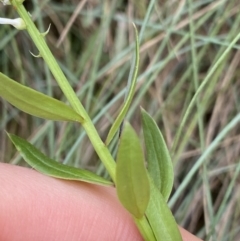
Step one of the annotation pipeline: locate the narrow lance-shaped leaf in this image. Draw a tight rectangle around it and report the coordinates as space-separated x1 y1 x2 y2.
0 72 83 122
105 23 139 146
8 134 113 186
145 178 183 241
116 122 150 219
141 107 174 202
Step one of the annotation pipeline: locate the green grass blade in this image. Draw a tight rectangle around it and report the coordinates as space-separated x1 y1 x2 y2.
146 178 182 241
169 112 240 208
116 122 150 219
105 24 139 146
141 108 174 202
0 72 83 122
8 133 113 186
171 30 240 154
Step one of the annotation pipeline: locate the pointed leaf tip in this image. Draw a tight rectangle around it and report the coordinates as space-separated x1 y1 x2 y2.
8 133 112 186
0 72 84 123
105 24 139 146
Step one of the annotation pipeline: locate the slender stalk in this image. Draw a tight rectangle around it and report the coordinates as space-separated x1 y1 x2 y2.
11 0 116 181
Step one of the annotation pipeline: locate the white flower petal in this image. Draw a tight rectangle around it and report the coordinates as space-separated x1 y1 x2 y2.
1 0 11 5
0 17 26 30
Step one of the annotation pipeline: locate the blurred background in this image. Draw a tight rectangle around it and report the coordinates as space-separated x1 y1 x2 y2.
1 0 240 240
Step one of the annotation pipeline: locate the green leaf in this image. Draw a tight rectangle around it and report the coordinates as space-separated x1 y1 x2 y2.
134 216 156 241
8 133 113 186
146 178 183 241
141 108 174 201
0 72 83 122
116 122 150 219
105 24 139 146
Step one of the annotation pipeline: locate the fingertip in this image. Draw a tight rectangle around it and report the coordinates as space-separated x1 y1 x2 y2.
0 163 142 241
0 163 202 241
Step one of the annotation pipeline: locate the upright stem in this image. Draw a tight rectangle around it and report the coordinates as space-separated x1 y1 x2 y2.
12 0 116 181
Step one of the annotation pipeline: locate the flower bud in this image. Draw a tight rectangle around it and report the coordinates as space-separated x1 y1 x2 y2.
1 0 11 5
0 17 26 30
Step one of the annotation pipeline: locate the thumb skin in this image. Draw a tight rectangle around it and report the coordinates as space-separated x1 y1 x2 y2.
0 163 202 241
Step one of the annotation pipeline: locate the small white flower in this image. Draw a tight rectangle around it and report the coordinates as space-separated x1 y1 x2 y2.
1 0 11 5
0 17 26 30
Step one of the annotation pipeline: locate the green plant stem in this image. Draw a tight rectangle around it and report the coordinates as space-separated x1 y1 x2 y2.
134 216 156 240
83 121 116 182
12 0 116 182
11 2 157 240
